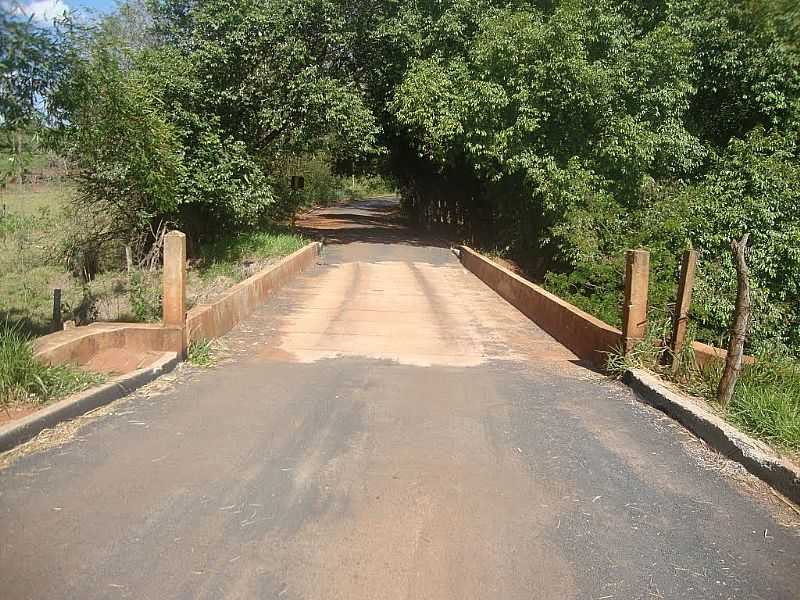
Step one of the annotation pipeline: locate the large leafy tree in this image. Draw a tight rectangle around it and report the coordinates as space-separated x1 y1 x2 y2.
52 0 379 246
356 0 800 353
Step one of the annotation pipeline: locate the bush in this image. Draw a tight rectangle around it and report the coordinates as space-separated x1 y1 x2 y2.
128 271 162 322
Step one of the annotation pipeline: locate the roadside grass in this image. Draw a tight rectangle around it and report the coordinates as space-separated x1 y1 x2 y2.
189 229 307 305
0 321 104 410
198 228 307 272
606 325 800 455
720 357 800 453
187 339 215 367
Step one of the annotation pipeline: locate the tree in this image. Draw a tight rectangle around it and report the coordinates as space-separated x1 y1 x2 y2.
0 4 64 182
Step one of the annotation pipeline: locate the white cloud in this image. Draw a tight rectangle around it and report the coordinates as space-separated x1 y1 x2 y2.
17 0 71 22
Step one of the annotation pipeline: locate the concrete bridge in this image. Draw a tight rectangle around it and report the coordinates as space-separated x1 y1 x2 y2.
1 198 798 598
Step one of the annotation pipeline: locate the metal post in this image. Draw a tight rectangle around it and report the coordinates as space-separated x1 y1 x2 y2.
52 288 62 332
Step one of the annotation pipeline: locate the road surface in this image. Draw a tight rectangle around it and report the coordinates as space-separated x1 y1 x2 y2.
1 198 798 599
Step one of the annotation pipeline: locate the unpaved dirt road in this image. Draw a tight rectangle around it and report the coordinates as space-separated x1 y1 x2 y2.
1 198 799 599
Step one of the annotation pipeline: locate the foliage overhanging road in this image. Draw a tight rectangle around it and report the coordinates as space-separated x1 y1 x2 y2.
1 199 798 599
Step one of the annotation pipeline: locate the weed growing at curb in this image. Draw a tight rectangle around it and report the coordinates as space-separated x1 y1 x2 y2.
187 340 215 367
0 321 105 410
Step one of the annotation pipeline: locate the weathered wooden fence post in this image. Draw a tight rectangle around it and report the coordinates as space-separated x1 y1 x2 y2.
670 249 698 370
163 230 187 355
717 234 751 407
622 249 650 354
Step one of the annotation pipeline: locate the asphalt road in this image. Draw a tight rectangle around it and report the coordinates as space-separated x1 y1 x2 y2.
1 198 798 599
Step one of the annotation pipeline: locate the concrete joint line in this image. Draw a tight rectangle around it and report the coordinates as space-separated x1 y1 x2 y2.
0 352 179 454
623 368 800 505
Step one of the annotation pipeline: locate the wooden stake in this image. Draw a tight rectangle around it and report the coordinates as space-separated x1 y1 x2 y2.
52 288 62 332
670 249 698 370
717 234 751 407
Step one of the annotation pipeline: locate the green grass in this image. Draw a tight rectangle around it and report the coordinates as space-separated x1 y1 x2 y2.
194 228 307 289
0 184 69 216
187 339 215 367
0 321 104 408
607 327 800 454
721 358 800 452
1 184 308 336
199 229 307 270
0 184 79 336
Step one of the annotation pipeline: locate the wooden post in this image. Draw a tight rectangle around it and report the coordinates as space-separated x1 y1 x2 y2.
52 288 62 332
670 249 698 369
717 234 751 407
622 249 650 354
163 231 187 355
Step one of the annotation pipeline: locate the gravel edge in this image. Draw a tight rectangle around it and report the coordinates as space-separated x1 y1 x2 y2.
623 368 800 505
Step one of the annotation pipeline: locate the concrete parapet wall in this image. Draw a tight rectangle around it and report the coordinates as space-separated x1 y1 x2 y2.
458 246 622 366
459 246 752 370
692 341 755 369
33 242 321 369
34 323 184 366
187 242 321 343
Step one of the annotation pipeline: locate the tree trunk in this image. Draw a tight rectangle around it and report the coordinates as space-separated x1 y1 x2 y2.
717 233 751 407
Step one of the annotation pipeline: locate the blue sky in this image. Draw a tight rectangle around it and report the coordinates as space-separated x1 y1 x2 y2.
16 0 117 22
72 0 116 13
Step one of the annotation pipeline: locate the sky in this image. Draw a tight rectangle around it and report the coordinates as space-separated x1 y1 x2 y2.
13 0 116 22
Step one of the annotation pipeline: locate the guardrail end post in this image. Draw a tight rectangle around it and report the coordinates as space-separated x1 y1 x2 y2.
163 230 187 356
622 249 650 354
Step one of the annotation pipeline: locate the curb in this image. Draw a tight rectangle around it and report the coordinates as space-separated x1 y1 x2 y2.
0 352 179 454
623 368 800 505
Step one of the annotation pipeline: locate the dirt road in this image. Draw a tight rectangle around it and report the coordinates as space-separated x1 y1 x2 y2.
1 198 798 599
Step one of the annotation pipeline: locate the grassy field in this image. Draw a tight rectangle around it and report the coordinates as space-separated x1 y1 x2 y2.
1 183 308 338
0 184 77 336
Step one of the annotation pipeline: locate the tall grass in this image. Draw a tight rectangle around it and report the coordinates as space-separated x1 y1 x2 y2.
726 357 800 451
0 322 104 408
197 229 307 285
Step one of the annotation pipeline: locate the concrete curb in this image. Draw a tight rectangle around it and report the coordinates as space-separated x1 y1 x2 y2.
623 368 800 504
0 352 179 453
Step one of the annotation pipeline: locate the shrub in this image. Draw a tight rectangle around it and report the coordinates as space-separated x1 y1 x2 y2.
128 271 162 322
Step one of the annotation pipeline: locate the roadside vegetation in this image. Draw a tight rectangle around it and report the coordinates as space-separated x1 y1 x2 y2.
607 325 800 456
0 321 104 410
186 340 215 368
